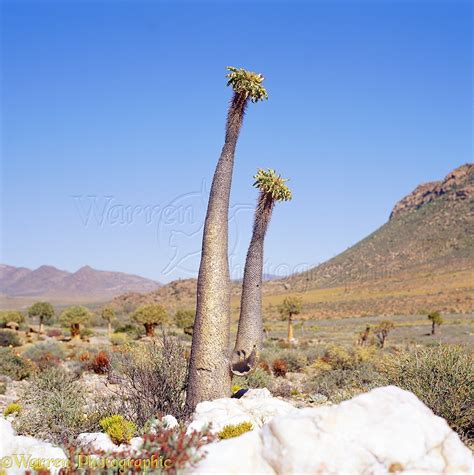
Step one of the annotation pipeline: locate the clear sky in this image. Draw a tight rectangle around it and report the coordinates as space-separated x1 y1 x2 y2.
1 0 472 283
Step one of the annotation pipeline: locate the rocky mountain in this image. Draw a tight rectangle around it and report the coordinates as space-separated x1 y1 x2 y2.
112 164 474 318
0 264 161 305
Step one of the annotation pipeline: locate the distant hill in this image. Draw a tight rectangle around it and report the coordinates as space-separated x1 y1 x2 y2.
0 264 161 307
112 164 474 318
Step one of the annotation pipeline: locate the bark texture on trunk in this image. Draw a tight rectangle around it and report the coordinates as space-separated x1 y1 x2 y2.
71 323 80 338
186 93 247 411
39 318 44 335
144 323 155 337
287 315 294 341
108 322 112 338
232 194 274 375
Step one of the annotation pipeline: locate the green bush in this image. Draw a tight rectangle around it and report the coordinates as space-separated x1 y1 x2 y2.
279 350 308 372
306 363 384 403
80 327 94 339
381 345 473 442
0 330 21 347
110 332 128 346
111 334 188 426
15 366 98 444
241 367 272 389
114 324 143 340
23 341 66 369
99 415 136 445
218 421 253 439
0 348 31 380
4 403 21 416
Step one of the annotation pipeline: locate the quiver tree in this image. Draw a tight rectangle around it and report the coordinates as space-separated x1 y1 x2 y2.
427 311 443 335
28 301 55 334
358 325 371 346
0 310 24 329
278 296 302 341
59 306 91 339
101 306 116 338
374 320 394 348
174 309 195 336
186 67 267 411
132 303 168 337
232 169 292 376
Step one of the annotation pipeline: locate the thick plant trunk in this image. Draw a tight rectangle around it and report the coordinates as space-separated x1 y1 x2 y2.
144 323 155 337
431 322 436 335
39 317 44 335
186 93 247 411
232 194 274 376
108 321 112 338
71 323 80 339
287 315 294 341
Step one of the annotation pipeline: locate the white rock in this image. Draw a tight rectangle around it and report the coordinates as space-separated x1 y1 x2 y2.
77 432 143 453
162 415 179 429
0 417 67 475
193 386 473 474
241 388 272 399
187 389 296 434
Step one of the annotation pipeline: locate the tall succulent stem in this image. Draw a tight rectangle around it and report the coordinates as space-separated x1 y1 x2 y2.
232 169 292 376
186 93 248 410
231 193 274 375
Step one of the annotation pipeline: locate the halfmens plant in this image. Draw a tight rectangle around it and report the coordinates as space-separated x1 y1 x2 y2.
186 67 267 411
232 169 292 376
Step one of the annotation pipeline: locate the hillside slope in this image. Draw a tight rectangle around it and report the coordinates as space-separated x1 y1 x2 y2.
113 164 473 318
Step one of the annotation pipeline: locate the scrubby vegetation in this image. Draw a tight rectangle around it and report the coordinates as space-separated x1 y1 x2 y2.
110 334 188 427
0 329 21 347
15 366 101 444
380 345 473 441
4 402 21 416
99 414 136 445
0 348 31 380
218 421 253 439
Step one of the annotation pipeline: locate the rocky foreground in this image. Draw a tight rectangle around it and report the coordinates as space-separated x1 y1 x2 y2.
0 386 472 474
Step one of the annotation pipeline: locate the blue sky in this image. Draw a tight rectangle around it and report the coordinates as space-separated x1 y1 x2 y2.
1 0 472 283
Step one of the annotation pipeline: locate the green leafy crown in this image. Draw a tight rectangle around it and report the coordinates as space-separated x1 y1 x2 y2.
253 169 292 201
226 66 268 103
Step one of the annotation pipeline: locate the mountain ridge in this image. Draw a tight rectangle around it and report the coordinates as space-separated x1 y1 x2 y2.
0 264 161 305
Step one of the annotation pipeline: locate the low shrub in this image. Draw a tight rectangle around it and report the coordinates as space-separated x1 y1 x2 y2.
272 358 288 377
110 333 188 426
306 363 384 403
4 402 21 416
241 367 272 389
218 421 253 439
15 366 98 444
279 350 308 372
0 348 31 380
80 327 94 339
0 329 21 347
258 360 271 374
0 381 6 395
46 328 62 338
380 345 473 442
89 351 111 375
23 341 66 370
114 324 143 340
110 332 128 346
99 415 136 445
